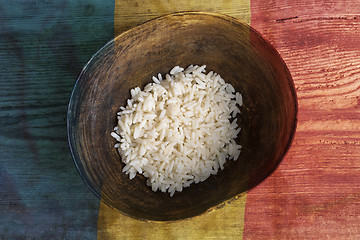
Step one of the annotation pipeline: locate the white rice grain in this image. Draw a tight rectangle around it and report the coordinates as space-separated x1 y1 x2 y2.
111 65 243 196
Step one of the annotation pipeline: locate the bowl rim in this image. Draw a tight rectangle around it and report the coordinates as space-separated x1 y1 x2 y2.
67 11 298 222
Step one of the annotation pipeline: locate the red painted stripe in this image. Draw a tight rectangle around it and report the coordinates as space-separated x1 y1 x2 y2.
244 0 360 239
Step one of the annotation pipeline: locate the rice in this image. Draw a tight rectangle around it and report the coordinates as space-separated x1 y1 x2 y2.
111 65 243 197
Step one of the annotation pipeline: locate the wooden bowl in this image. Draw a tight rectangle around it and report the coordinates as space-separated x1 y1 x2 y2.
67 12 297 221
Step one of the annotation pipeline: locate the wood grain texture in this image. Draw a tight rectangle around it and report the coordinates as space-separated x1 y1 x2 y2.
114 0 251 36
97 193 247 240
243 0 360 239
2 0 360 238
0 0 114 238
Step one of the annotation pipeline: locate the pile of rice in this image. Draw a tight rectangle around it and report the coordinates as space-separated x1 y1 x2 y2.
111 65 243 197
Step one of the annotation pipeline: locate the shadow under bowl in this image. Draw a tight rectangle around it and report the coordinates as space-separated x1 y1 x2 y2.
67 12 297 221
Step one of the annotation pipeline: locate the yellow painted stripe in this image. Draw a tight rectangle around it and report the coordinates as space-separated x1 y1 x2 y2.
114 0 251 36
98 1 251 239
97 193 247 239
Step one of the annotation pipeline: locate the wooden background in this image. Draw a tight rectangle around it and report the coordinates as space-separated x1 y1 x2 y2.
245 1 360 239
1 0 359 239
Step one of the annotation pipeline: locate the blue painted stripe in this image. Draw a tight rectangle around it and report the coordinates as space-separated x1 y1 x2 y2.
0 0 114 239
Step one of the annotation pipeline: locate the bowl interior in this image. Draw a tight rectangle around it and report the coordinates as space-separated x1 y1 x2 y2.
67 12 297 221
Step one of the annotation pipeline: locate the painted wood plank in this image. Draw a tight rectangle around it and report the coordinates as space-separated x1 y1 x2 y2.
114 0 251 35
243 0 360 239
98 1 251 239
0 0 114 238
